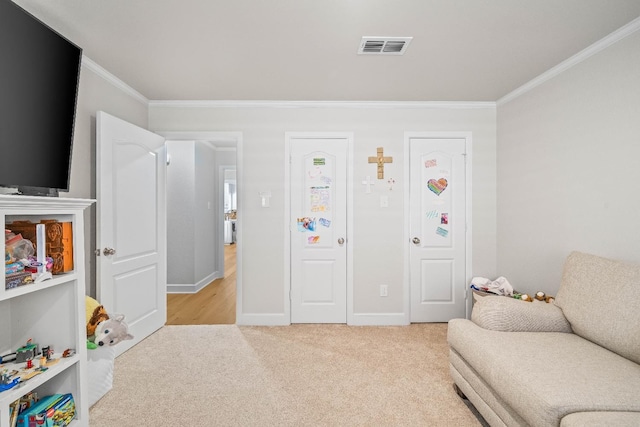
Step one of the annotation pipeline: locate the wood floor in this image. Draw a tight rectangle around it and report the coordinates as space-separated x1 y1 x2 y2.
166 244 236 324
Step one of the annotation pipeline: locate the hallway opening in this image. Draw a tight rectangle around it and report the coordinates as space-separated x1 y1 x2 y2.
166 243 236 324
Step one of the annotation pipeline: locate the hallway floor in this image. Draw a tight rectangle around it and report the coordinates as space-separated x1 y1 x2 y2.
166 244 236 324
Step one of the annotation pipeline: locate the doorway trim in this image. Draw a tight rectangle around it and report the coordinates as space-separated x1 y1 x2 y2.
403 131 473 321
156 130 243 322
284 132 355 325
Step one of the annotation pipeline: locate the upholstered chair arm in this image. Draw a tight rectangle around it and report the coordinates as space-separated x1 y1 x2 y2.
471 296 573 333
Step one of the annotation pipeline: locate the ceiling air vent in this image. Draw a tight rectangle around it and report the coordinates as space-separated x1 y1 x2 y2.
358 37 413 55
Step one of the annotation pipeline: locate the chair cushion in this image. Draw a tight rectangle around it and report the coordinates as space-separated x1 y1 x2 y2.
471 295 572 333
554 251 640 364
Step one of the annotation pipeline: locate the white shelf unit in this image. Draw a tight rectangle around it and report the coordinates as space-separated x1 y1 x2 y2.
1 195 93 427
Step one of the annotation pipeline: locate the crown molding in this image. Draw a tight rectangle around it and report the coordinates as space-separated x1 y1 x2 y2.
155 131 240 150
81 56 149 105
498 16 640 106
148 100 495 109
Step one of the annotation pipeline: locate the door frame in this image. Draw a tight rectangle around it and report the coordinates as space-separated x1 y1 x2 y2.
284 132 354 324
403 131 473 321
156 130 243 322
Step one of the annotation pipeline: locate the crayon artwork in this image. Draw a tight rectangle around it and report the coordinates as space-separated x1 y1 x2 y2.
436 227 449 237
425 210 438 219
427 178 448 196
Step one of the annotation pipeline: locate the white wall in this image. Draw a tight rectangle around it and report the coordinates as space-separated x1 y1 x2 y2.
166 141 220 292
497 31 640 296
69 62 149 296
150 104 497 323
166 141 196 285
194 142 218 284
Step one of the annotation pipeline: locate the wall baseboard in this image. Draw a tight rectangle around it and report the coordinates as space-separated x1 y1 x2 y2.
235 312 410 326
349 313 409 326
236 313 290 326
167 270 221 294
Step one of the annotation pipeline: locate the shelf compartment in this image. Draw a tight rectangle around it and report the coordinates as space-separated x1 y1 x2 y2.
0 281 81 359
1 272 78 302
0 354 80 406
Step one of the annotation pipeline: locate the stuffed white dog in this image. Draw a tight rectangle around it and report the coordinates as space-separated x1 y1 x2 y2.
93 314 134 347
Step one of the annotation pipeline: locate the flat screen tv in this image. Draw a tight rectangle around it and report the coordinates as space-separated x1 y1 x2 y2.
0 0 82 196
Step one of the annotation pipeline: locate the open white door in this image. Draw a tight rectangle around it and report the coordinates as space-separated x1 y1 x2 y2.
96 111 167 356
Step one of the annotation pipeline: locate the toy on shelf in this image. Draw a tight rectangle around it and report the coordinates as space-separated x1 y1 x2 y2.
5 228 57 289
0 351 16 363
15 393 76 427
16 339 39 363
4 230 34 261
0 369 20 392
6 220 74 275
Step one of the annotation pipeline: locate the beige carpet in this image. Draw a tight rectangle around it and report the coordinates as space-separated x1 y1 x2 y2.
89 324 485 426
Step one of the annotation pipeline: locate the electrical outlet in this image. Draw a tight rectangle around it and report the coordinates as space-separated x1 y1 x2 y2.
380 284 388 297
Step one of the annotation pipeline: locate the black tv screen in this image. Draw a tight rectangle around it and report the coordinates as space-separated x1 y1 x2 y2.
0 0 82 195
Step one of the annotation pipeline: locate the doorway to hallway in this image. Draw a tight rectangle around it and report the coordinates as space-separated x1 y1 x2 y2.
167 243 236 324
158 130 241 325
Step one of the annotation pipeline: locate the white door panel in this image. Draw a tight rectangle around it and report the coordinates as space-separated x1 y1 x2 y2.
290 137 347 323
97 111 167 356
410 137 467 322
419 259 454 302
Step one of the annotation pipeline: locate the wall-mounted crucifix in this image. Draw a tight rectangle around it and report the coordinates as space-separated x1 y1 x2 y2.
368 147 393 179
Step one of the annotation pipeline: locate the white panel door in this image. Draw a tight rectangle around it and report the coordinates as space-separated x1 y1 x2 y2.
97 111 167 356
290 137 347 323
409 137 467 322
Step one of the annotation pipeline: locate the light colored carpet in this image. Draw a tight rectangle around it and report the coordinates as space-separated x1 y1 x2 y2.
89 324 485 426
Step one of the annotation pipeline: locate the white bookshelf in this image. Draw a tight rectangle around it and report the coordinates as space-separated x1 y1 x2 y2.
0 195 93 427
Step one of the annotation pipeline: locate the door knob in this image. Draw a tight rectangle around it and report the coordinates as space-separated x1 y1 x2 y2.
103 247 116 256
412 237 421 245
337 237 345 245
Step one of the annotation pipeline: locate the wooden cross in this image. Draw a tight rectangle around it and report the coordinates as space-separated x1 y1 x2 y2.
368 147 393 179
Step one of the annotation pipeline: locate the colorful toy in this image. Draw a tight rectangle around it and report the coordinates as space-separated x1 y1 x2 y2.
520 293 534 302
16 339 39 363
0 371 19 392
85 295 133 348
515 291 555 303
86 296 109 338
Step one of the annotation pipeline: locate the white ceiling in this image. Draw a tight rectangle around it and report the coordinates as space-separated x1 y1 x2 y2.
13 0 640 102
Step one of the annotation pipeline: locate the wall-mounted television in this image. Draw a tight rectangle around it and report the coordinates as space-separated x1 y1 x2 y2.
0 0 82 196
